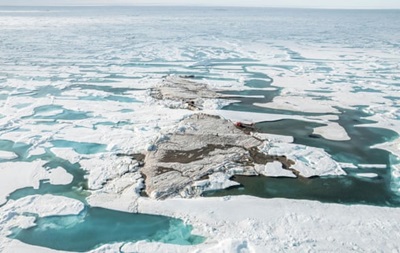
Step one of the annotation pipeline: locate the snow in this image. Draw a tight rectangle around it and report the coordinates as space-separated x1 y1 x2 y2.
254 96 340 114
50 148 81 164
0 151 18 160
27 147 46 157
312 123 350 141
1 194 84 218
1 7 400 253
192 172 240 192
47 167 73 185
251 132 294 143
134 196 400 253
338 162 358 169
34 109 64 117
358 164 387 169
87 172 144 213
261 142 346 178
0 160 46 205
121 238 252 253
391 164 400 197
255 161 296 178
0 195 84 253
0 160 74 205
355 173 379 178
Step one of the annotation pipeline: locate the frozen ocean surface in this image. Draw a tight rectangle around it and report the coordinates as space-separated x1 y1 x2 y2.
0 6 400 252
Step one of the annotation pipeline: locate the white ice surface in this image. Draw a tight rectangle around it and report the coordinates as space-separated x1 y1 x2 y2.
338 162 358 169
87 172 144 212
1 11 400 253
47 167 73 185
27 147 46 157
312 123 350 141
50 148 81 164
192 172 240 192
251 132 294 143
134 196 400 253
0 160 46 205
0 195 84 253
391 163 400 196
358 164 387 169
355 173 379 178
261 142 346 177
0 159 74 204
255 162 296 178
3 195 400 253
1 194 84 218
254 95 340 114
0 151 18 160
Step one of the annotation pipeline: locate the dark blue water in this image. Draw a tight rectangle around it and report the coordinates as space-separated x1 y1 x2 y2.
206 108 400 206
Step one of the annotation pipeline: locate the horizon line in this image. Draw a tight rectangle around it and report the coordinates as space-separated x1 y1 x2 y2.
1 4 400 10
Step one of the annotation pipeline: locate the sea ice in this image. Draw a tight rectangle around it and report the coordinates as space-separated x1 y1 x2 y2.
355 173 379 178
391 164 400 196
0 160 47 205
50 147 81 164
254 95 340 114
255 161 296 178
47 167 73 185
261 142 346 178
251 132 294 143
1 7 400 253
358 164 387 169
137 195 400 253
338 162 358 169
312 123 350 141
191 172 240 193
87 172 143 213
0 151 18 160
0 195 84 253
79 154 131 190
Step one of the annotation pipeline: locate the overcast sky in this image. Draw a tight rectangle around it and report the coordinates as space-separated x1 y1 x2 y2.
1 0 400 9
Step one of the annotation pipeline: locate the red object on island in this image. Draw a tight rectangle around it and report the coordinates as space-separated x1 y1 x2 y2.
235 122 243 127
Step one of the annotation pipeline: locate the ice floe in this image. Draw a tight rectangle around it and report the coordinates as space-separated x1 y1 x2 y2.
251 132 294 143
0 160 74 205
312 123 351 141
261 142 346 178
255 161 296 178
0 151 18 160
355 173 379 178
1 7 400 252
0 195 84 253
358 164 387 169
47 167 73 185
136 195 400 253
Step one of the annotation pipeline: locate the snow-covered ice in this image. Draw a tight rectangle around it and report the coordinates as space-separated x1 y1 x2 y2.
135 196 400 253
0 6 399 253
0 160 73 205
0 195 84 253
260 142 346 178
0 151 18 160
255 161 297 178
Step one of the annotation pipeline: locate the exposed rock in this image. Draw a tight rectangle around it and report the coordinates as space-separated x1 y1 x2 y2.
139 77 345 199
141 114 294 199
149 76 219 110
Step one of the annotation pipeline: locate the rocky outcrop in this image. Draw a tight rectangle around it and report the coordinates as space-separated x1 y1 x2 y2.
138 76 345 199
141 114 294 199
149 76 219 110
